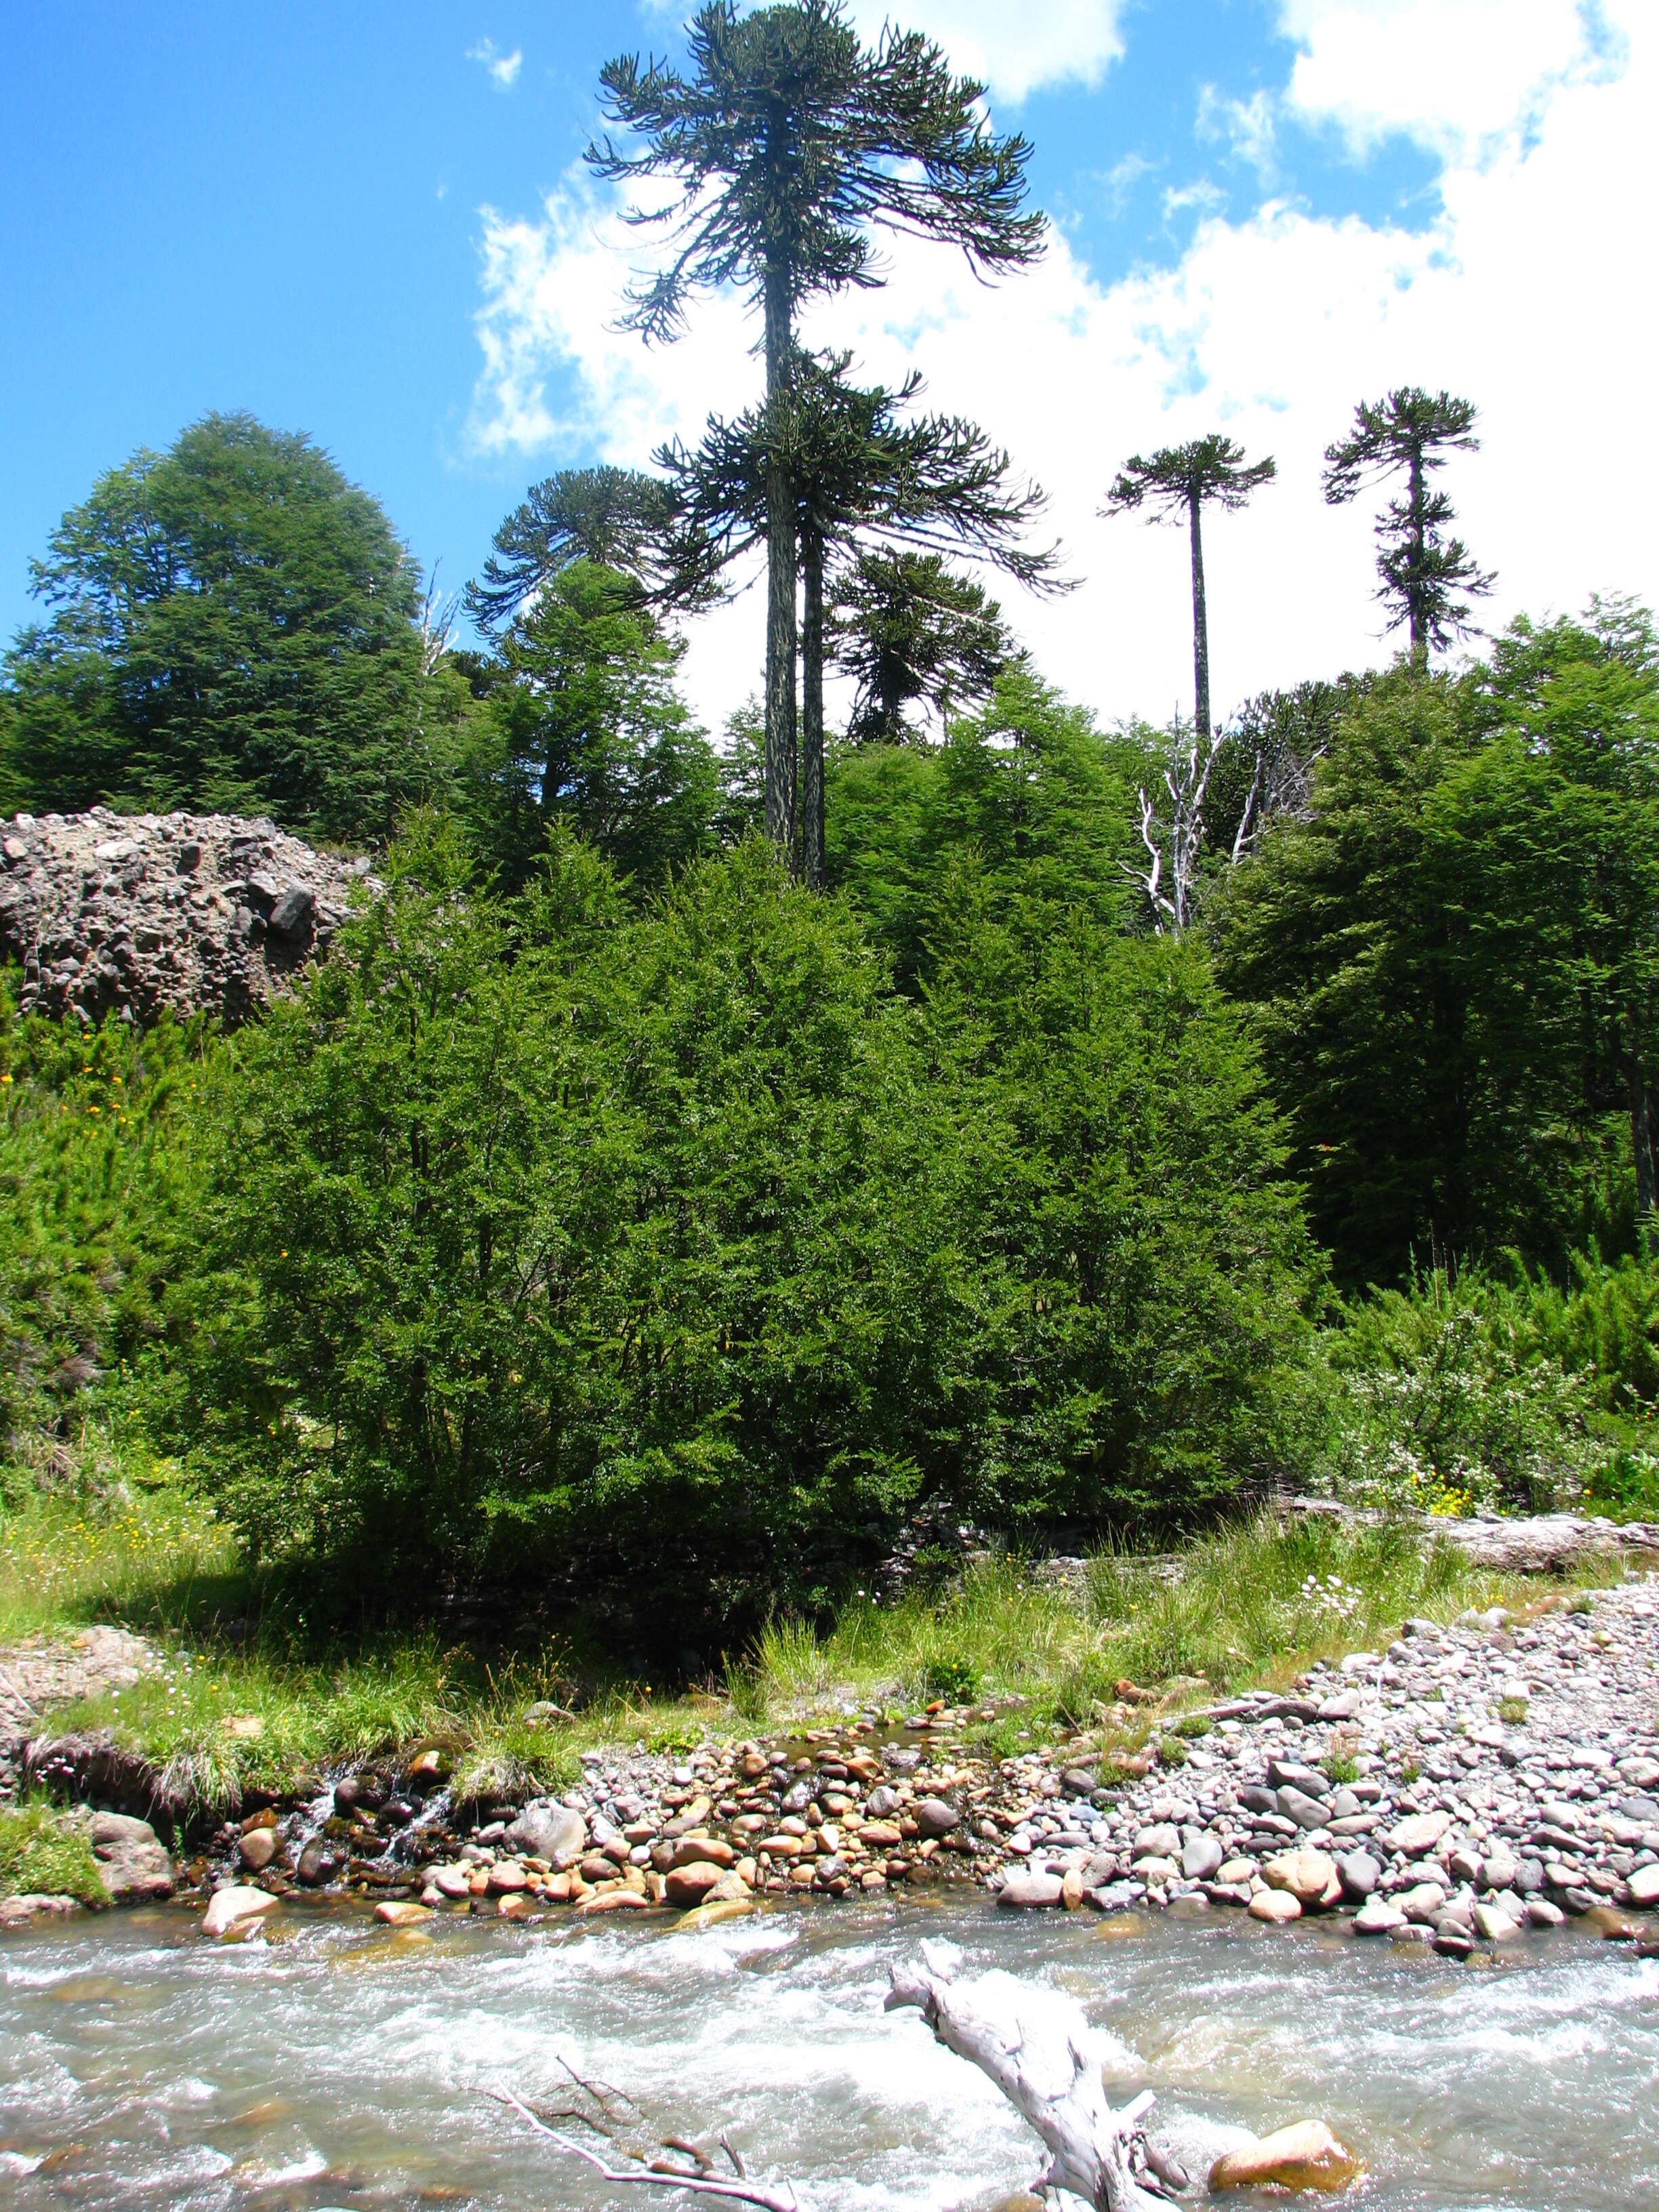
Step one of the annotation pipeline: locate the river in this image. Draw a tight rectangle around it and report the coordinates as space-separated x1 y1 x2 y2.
2 1897 1656 2207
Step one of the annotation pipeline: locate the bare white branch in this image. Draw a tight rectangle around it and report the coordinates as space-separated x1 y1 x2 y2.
487 2087 806 2212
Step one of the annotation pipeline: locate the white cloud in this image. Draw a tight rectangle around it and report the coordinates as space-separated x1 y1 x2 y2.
468 37 523 91
1197 85 1279 178
638 0 1126 104
846 1 1126 102
1278 0 1618 160
466 2 1655 741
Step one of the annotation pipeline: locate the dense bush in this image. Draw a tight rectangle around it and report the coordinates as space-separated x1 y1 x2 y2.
0 994 199 1450
158 819 1308 1637
1308 1252 1659 1518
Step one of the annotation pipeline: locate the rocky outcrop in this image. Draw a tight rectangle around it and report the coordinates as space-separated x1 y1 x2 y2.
0 806 377 1027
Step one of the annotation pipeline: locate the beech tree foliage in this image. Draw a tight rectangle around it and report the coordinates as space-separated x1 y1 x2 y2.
0 414 428 838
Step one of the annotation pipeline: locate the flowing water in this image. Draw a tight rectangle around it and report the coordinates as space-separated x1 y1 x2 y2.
2 1897 1656 2209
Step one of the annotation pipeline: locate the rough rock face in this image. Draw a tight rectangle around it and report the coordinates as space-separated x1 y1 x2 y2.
0 806 377 1026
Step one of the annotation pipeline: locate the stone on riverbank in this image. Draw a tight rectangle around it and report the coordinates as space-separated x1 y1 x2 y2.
996 1871 1065 1908
202 1885 279 1938
87 1810 174 1902
1250 1889 1301 1924
504 1801 586 1867
0 1893 82 1927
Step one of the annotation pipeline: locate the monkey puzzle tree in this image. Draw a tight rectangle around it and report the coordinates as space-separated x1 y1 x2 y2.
659 351 1054 883
1101 434 1275 747
1322 387 1494 661
464 465 680 630
588 0 1043 857
831 549 1006 747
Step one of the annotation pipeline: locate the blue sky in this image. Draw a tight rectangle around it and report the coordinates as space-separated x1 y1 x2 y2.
3 3 1651 730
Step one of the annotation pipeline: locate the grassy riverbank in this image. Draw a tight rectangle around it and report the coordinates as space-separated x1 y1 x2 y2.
2 1448 1626 1832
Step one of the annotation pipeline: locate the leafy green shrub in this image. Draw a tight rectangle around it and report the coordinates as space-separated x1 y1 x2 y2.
163 822 1308 1635
924 1652 981 1704
1311 1265 1621 1514
1170 1714 1212 1739
0 987 203 1451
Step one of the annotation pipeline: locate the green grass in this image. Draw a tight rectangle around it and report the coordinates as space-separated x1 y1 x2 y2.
0 1436 242 1644
2 1465 1641 1820
0 1799 107 1905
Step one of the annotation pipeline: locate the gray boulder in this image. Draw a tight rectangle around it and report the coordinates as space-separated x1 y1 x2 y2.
504 1801 588 1867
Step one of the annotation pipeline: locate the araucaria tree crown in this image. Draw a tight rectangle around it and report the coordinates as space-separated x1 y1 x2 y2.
1322 386 1494 660
1103 434 1275 745
588 0 1044 861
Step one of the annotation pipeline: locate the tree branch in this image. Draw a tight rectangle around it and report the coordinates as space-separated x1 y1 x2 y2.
487 2088 806 2212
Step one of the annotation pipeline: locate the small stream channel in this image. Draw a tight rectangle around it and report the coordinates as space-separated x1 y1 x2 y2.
2 1898 1656 2209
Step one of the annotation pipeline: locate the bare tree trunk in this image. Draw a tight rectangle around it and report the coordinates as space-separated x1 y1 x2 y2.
800 520 825 890
763 270 798 865
886 1951 1169 2212
1188 489 1210 746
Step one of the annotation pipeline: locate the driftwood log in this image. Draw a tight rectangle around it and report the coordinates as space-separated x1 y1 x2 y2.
885 1943 1178 2210
495 1945 1189 2210
1282 1498 1659 1572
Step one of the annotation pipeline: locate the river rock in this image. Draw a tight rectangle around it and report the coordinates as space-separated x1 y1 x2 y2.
375 1900 432 1926
237 1825 279 1873
1527 1897 1565 1927
1249 1888 1302 1923
202 1885 279 1938
1264 1849 1337 1908
89 1811 174 1902
1272 1787 1326 1831
672 1835 735 1870
1473 1902 1521 1942
1353 1896 1406 1935
1210 2121 1361 2193
1388 1811 1452 1855
1399 1882 1448 1924
865 1784 902 1817
1481 1845 1521 1893
504 1801 586 1867
916 1797 960 1838
997 1871 1065 1908
665 1861 728 1908
1267 1759 1328 1795
1626 1863 1659 1906
1135 1823 1181 1859
1337 1851 1380 1902
1181 1834 1224 1881
0 1893 82 1927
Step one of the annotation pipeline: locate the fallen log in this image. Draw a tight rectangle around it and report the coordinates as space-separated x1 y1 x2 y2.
1280 1498 1659 1573
884 1942 1175 2210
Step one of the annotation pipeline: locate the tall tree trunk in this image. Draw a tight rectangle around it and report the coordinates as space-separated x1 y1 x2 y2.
800 518 825 890
762 270 798 863
1408 447 1426 663
1188 487 1210 745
